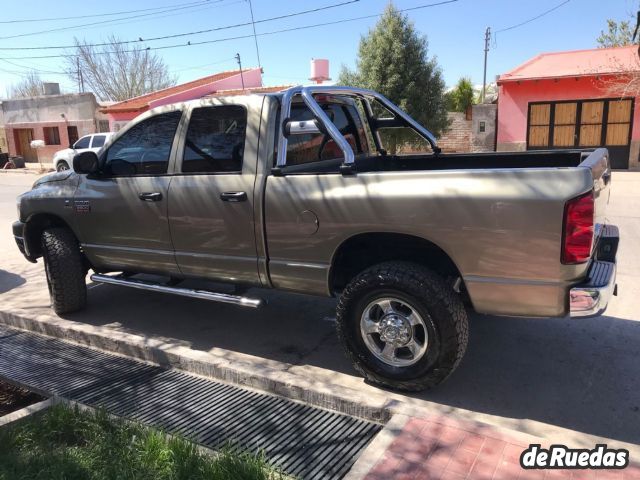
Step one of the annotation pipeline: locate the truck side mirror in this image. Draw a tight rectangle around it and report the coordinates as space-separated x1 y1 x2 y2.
73 151 99 174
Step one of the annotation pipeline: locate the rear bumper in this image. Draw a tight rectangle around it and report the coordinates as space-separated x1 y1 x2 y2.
570 224 619 318
570 261 617 317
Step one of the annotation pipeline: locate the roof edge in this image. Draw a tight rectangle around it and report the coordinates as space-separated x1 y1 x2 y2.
498 70 640 85
102 67 261 113
500 45 639 79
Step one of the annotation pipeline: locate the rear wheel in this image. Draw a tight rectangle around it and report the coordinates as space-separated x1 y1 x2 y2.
41 227 87 314
56 161 70 172
336 261 468 391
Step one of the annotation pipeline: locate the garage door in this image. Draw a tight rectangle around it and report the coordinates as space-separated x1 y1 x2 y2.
527 98 633 169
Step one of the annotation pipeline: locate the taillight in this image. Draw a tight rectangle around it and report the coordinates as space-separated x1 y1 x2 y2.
562 192 594 264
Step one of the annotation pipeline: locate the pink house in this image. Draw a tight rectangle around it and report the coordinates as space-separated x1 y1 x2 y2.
497 46 640 169
102 68 262 131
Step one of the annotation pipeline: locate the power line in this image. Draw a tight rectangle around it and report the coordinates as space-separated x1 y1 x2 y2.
0 56 236 77
0 0 227 40
0 58 65 74
0 0 360 51
494 0 570 34
173 58 236 73
0 0 459 61
0 0 216 24
247 0 262 68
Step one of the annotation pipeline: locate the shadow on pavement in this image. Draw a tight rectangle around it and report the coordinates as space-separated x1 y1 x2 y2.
0 269 26 294
73 280 640 447
415 312 640 446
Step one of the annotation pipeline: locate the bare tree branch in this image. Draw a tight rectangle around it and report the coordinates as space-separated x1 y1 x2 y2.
65 35 177 101
7 71 44 98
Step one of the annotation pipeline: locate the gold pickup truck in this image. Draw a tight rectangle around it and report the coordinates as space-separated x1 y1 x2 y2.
13 86 619 391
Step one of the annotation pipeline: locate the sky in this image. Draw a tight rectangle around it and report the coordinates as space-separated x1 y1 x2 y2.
0 0 636 98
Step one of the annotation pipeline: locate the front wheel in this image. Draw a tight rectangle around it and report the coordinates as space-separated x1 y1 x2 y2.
336 261 468 391
41 227 87 314
56 161 70 172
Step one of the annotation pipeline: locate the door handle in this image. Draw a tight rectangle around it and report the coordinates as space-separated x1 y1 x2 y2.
138 192 163 202
220 191 247 202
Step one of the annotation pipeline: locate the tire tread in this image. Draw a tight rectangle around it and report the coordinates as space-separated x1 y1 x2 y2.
336 261 468 391
41 227 87 314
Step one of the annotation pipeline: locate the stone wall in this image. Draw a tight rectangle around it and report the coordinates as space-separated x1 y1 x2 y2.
438 112 471 153
471 104 497 152
437 104 497 153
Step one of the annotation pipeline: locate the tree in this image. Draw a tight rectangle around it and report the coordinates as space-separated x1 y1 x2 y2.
445 77 475 112
597 19 634 48
594 13 640 96
7 71 45 98
65 35 177 101
338 3 449 152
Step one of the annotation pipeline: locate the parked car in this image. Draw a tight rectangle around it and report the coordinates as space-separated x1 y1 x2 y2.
14 86 619 391
52 133 115 172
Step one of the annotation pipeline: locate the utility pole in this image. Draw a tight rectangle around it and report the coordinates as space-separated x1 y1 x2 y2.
481 27 491 104
235 53 245 89
247 0 262 68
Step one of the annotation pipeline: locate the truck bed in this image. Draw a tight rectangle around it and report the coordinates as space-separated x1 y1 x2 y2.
279 149 587 174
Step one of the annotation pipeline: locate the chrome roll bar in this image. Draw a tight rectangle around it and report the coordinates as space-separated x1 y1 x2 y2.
275 85 439 168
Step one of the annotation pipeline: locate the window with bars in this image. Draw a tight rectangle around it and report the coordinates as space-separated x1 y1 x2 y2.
43 126 61 145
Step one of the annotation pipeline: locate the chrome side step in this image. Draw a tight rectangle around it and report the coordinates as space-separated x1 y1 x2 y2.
90 274 264 309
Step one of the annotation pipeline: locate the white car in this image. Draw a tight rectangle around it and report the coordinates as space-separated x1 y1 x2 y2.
53 133 115 172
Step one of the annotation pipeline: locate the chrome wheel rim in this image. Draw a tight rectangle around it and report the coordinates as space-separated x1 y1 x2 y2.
57 163 69 171
360 297 429 367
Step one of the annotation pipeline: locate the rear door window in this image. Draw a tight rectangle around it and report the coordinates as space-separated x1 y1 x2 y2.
286 101 369 166
182 105 247 173
91 135 106 148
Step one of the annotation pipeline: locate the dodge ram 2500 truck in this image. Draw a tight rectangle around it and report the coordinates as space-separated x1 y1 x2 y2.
13 86 619 391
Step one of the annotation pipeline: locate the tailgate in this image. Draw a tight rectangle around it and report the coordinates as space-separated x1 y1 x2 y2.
570 148 618 317
579 148 611 241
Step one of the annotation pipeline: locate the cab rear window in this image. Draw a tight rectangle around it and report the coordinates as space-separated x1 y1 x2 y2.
286 101 369 166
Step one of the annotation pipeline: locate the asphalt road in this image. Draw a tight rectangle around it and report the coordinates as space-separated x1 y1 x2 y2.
1 171 639 452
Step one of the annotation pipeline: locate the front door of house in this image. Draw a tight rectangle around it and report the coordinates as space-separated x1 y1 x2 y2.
15 129 37 163
527 98 633 169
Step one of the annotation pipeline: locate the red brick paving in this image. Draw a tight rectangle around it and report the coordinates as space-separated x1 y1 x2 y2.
363 416 640 480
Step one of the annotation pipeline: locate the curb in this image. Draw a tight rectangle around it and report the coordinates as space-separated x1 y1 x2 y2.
0 398 54 428
0 167 53 174
344 413 410 480
2 307 638 461
0 308 391 424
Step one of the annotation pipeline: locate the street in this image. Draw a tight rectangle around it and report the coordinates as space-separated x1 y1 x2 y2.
1 170 639 454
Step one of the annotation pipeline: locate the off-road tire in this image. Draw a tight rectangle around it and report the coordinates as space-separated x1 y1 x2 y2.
41 227 87 314
336 261 468 391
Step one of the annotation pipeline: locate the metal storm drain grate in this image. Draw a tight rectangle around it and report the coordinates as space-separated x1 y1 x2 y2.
0 326 382 479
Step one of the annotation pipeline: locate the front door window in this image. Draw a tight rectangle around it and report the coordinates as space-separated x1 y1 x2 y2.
104 111 182 176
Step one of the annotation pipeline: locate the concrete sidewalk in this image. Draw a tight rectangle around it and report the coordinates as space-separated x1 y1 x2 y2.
349 414 640 480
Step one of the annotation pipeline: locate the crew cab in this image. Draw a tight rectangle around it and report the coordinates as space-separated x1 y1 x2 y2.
13 86 619 391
